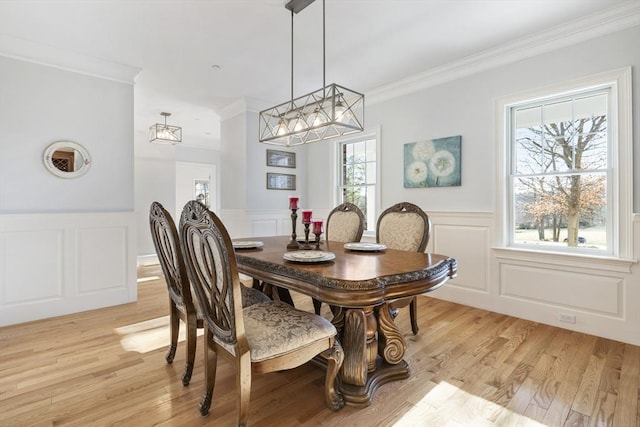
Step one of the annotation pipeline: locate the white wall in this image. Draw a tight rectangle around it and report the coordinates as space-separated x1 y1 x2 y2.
297 26 640 345
220 113 248 210
0 56 137 326
134 130 220 263
219 109 311 214
366 26 640 213
135 156 176 259
0 56 134 213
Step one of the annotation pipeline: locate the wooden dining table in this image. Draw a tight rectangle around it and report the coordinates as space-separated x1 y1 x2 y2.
234 235 457 407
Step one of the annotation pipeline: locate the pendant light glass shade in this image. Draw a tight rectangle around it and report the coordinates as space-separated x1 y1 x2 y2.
259 0 364 146
149 112 182 144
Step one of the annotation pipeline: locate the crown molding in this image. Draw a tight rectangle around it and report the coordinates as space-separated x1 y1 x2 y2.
218 97 272 121
367 2 640 106
218 98 248 121
0 34 141 85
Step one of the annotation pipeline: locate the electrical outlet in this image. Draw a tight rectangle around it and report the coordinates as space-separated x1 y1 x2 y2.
558 313 576 324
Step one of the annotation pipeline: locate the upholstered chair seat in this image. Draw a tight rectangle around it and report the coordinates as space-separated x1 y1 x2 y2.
242 300 337 361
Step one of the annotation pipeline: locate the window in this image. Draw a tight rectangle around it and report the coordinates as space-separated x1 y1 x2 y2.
339 136 377 231
499 68 633 258
510 91 609 251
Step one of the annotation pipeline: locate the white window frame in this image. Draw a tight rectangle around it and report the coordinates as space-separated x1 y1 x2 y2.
335 127 381 236
495 67 633 265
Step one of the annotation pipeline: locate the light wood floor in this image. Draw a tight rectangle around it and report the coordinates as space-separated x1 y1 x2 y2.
1 265 638 426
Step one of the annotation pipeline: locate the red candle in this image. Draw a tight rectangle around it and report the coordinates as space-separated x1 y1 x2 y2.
312 219 323 235
288 196 299 210
302 210 312 224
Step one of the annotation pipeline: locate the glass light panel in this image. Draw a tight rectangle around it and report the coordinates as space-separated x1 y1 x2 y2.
542 100 574 172
366 163 376 184
149 124 182 144
574 94 608 170
352 140 366 163
514 107 542 175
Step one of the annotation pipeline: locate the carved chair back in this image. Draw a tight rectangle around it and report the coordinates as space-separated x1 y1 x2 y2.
376 202 431 252
149 201 201 384
376 202 432 336
326 202 365 243
179 200 245 349
150 201 197 314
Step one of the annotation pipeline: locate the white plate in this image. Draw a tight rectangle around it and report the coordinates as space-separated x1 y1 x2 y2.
343 242 387 252
232 240 264 249
283 250 336 263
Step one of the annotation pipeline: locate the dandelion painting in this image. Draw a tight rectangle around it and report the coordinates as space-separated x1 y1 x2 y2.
404 135 461 188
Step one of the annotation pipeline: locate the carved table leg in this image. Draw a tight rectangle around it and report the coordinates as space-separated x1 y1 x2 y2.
338 306 409 407
377 302 406 364
365 307 378 373
341 308 368 387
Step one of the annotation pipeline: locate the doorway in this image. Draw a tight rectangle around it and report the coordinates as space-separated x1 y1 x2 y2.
175 162 216 218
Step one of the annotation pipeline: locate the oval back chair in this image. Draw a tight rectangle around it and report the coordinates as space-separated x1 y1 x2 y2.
179 201 344 423
325 202 365 243
149 201 202 386
149 201 269 386
312 202 366 315
376 202 432 334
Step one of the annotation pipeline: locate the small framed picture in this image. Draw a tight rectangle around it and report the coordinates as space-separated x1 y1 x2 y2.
266 149 296 168
267 173 296 190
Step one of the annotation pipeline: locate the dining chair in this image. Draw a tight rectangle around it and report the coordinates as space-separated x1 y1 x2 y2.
149 201 269 386
312 202 365 315
325 202 365 243
179 201 344 423
376 201 431 335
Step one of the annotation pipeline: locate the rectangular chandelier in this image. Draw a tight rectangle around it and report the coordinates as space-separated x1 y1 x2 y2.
149 112 182 144
259 83 364 146
258 0 364 147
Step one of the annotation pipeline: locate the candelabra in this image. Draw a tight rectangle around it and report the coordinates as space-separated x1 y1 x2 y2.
312 220 324 250
301 210 313 250
287 201 300 249
302 223 312 249
287 208 300 250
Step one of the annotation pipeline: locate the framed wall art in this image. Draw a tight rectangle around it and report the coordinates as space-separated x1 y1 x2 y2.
266 149 296 168
266 172 296 190
404 135 461 188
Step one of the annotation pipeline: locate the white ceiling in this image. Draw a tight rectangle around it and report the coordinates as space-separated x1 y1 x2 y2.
0 0 633 142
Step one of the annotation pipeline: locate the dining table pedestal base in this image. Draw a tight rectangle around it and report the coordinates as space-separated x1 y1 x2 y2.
340 358 410 407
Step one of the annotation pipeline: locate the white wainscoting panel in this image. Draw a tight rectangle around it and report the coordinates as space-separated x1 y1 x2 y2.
251 220 279 238
219 209 331 239
499 263 623 316
432 223 490 293
421 211 639 346
2 229 63 303
0 212 137 326
77 227 128 294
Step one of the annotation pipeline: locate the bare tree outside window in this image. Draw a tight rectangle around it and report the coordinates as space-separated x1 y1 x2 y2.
511 91 608 250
